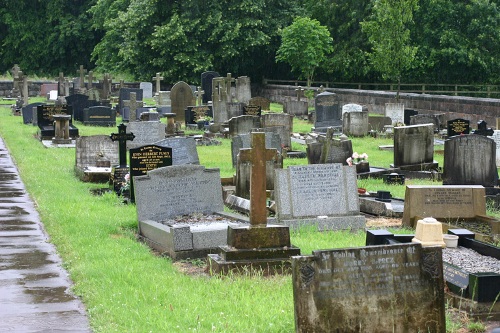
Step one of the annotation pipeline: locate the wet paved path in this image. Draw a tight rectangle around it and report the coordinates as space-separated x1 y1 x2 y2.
0 137 91 332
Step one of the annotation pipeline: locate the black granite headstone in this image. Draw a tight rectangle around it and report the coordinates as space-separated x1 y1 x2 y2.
83 106 116 126
447 118 470 137
201 71 220 104
473 120 494 136
22 102 45 124
36 105 79 139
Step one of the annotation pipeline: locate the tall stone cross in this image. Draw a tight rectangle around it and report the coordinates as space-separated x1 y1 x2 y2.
102 73 113 100
110 123 135 167
123 92 143 122
195 86 205 106
295 86 305 101
153 72 163 95
58 72 65 96
78 65 87 92
224 73 235 102
11 64 21 79
21 73 29 105
238 132 278 226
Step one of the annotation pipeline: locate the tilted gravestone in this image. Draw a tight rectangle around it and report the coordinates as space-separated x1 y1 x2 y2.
393 124 435 169
126 121 166 150
235 76 251 104
74 135 119 182
82 106 116 126
368 116 392 132
443 135 498 187
292 243 445 333
410 114 440 132
447 118 470 137
341 103 362 119
154 137 200 165
171 81 195 125
274 164 365 230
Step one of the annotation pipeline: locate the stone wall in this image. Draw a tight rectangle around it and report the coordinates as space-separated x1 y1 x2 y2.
256 84 500 127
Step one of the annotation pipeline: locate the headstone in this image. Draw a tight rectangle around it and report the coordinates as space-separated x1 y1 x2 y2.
283 99 308 117
341 103 362 118
402 185 488 228
274 164 365 230
385 103 405 125
410 114 440 132
488 130 500 167
393 124 435 168
292 244 445 333
261 113 293 148
40 83 58 97
314 92 341 131
201 71 220 104
152 72 163 95
123 92 144 123
447 118 470 137
36 105 79 140
156 91 171 107
404 108 419 125
226 102 245 120
212 77 228 123
82 106 116 126
368 116 392 132
248 96 271 111
65 93 100 122
171 81 195 125
231 132 282 167
185 105 213 125
118 88 143 115
139 110 160 122
242 105 261 117
154 137 200 165
342 111 369 137
307 128 353 165
48 90 58 101
126 121 166 150
443 135 498 187
129 144 172 202
74 135 119 182
22 102 45 124
473 120 494 136
235 76 251 104
77 65 87 93
139 82 153 99
109 123 135 194
228 115 261 137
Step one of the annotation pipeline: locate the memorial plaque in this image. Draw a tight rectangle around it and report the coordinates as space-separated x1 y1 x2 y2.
443 262 469 289
292 244 445 333
383 173 405 185
447 118 470 137
243 104 261 117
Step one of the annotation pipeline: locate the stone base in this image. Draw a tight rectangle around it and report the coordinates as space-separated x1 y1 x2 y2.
277 215 366 231
227 225 292 249
359 196 404 217
75 166 112 183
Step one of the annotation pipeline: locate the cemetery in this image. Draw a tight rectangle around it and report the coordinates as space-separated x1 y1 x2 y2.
0 70 499 332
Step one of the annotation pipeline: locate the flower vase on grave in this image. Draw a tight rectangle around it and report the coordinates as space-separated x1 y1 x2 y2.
355 161 370 173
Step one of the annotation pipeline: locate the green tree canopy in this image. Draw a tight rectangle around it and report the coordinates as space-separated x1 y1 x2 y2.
275 17 333 86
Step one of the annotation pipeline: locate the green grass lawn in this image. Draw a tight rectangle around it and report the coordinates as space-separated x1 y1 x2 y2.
0 101 496 332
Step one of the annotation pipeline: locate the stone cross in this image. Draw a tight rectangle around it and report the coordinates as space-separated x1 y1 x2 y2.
224 73 235 102
78 65 87 92
295 86 305 101
153 72 163 95
110 123 135 167
58 72 65 96
195 86 205 106
21 74 29 105
102 73 112 100
238 131 278 226
87 71 94 90
123 92 143 122
11 64 21 79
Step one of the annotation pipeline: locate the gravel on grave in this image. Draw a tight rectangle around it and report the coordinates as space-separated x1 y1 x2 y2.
443 246 500 274
159 213 244 227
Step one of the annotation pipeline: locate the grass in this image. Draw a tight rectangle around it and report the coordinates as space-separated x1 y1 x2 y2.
0 99 497 332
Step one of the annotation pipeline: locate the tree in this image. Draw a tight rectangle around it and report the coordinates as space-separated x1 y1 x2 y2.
275 17 333 86
361 0 419 99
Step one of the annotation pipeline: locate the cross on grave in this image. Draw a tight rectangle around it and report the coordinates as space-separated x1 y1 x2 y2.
238 131 278 226
295 86 305 101
195 86 205 106
11 64 21 79
110 123 135 167
473 120 494 136
153 72 163 95
123 92 143 122
224 73 235 102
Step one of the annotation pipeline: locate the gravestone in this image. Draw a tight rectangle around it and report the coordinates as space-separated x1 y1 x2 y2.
243 105 261 117
22 102 45 124
109 123 135 194
261 113 293 148
139 82 153 98
447 118 470 137
65 93 100 122
212 77 229 123
123 92 144 123
231 132 282 167
306 129 352 165
314 92 341 131
126 121 166 150
152 72 163 95
36 105 79 140
171 81 195 125
274 164 365 230
74 135 119 182
385 103 405 125
488 130 500 167
342 111 369 137
82 106 116 126
248 96 271 111
341 103 362 119
410 114 440 132
118 88 143 115
292 244 445 333
235 76 251 104
404 108 419 125
368 116 392 132
228 115 261 137
443 135 498 187
393 124 435 169
473 120 494 136
201 71 220 104
226 102 245 120
129 144 172 202
154 137 199 165
402 185 488 228
156 91 171 107
283 99 308 117
185 105 213 125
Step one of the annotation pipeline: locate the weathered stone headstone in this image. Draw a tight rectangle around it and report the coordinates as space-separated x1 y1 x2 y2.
393 124 435 168
261 113 293 148
292 244 445 333
443 135 498 187
74 135 119 182
126 121 166 149
22 102 45 124
283 99 308 117
306 129 352 165
385 103 405 125
314 92 341 131
274 164 365 230
404 108 419 125
226 102 245 120
368 116 392 132
488 130 500 167
341 103 362 119
231 132 282 167
235 76 251 104
447 118 470 137
154 137 199 165
123 92 144 123
201 71 220 104
410 114 440 132
228 115 261 137
82 106 116 126
139 82 153 99
118 88 143 115
171 81 195 125
342 111 369 137
248 96 271 111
